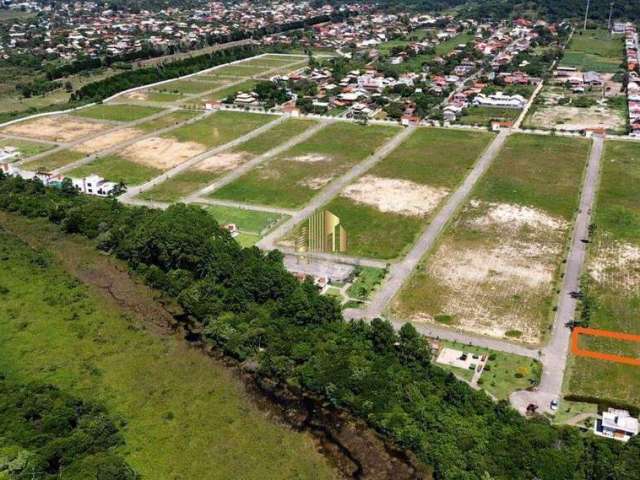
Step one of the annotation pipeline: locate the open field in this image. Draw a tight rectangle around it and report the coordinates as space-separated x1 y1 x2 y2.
74 127 144 154
559 29 624 73
566 140 640 409
1 115 110 142
287 128 492 260
458 106 520 126
23 148 85 171
0 217 335 479
67 154 162 185
393 134 590 344
201 204 285 234
212 123 399 209
137 109 200 132
154 79 225 95
0 137 55 158
141 118 316 202
72 104 164 122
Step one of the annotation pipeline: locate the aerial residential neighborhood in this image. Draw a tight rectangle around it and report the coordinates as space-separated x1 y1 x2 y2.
0 0 639 479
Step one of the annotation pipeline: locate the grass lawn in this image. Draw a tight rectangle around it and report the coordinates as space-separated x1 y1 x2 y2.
166 111 275 149
73 104 165 122
213 123 399 209
137 109 199 133
23 149 85 171
346 266 387 300
145 91 185 102
212 64 272 77
139 169 219 202
0 218 335 480
201 80 258 102
201 204 285 234
0 138 55 158
565 141 640 410
438 340 542 401
559 29 624 73
299 128 493 260
67 154 162 185
393 134 590 344
457 106 520 126
141 119 317 202
155 79 223 95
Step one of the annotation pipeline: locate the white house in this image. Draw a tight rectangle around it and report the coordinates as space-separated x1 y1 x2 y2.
472 92 526 109
594 409 639 442
71 174 118 196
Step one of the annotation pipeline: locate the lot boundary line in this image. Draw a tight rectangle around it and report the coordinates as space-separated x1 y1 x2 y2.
571 327 640 367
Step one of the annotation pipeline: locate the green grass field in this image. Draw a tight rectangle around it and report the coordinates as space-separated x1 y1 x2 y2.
212 64 272 77
565 140 640 409
559 29 624 73
0 220 335 479
294 128 492 260
67 154 161 185
458 106 520 126
23 149 85 171
0 138 55 158
201 204 285 234
140 119 317 202
155 79 224 95
137 109 199 133
73 104 165 122
393 134 590 344
145 91 185 102
346 266 387 300
213 123 399 209
165 111 275 148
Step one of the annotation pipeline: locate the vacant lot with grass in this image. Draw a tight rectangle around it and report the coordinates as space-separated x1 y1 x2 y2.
213 123 399 209
0 137 54 158
202 204 285 234
67 154 162 185
23 148 85 171
458 106 520 126
141 118 316 202
154 79 224 95
393 134 590 344
73 104 164 122
137 109 200 133
2 115 110 143
0 217 335 480
288 128 492 259
566 140 640 409
559 29 624 73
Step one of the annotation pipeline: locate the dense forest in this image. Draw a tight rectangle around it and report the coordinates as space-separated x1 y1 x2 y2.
0 377 136 479
1 175 640 480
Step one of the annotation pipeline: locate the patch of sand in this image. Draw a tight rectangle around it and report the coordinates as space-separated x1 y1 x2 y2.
298 175 334 190
196 152 247 172
2 116 109 143
589 239 640 291
125 90 149 101
341 175 449 216
120 136 206 170
75 128 143 154
467 200 567 232
530 105 625 131
289 153 332 163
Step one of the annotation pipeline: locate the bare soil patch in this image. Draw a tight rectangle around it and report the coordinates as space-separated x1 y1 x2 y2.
124 90 149 101
195 152 248 173
298 175 334 190
2 115 110 142
75 128 143 154
290 153 332 163
589 239 640 291
120 136 206 170
529 104 625 131
341 175 449 217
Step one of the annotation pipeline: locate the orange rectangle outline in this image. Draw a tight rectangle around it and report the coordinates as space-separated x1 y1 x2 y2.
571 327 640 367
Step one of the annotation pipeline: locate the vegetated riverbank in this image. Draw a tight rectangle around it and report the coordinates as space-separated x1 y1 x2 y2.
0 212 430 480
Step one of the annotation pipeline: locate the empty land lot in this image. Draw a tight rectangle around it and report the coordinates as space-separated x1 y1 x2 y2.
1 115 110 143
72 104 165 122
23 148 85 171
200 204 286 247
153 78 226 95
284 128 493 260
559 29 624 73
392 134 590 344
0 137 54 157
212 122 399 209
140 118 317 202
137 109 200 132
73 111 276 184
566 140 640 409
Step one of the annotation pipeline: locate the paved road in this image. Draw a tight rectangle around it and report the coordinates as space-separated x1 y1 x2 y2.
510 135 603 415
187 120 332 201
256 125 416 251
345 129 510 321
120 113 287 200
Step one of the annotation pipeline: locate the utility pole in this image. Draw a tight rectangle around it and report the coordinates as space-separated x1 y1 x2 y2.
583 0 591 31
607 2 614 33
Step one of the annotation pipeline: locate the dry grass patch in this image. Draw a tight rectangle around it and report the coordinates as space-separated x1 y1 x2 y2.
120 136 206 170
2 115 109 142
195 152 248 173
75 127 143 154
